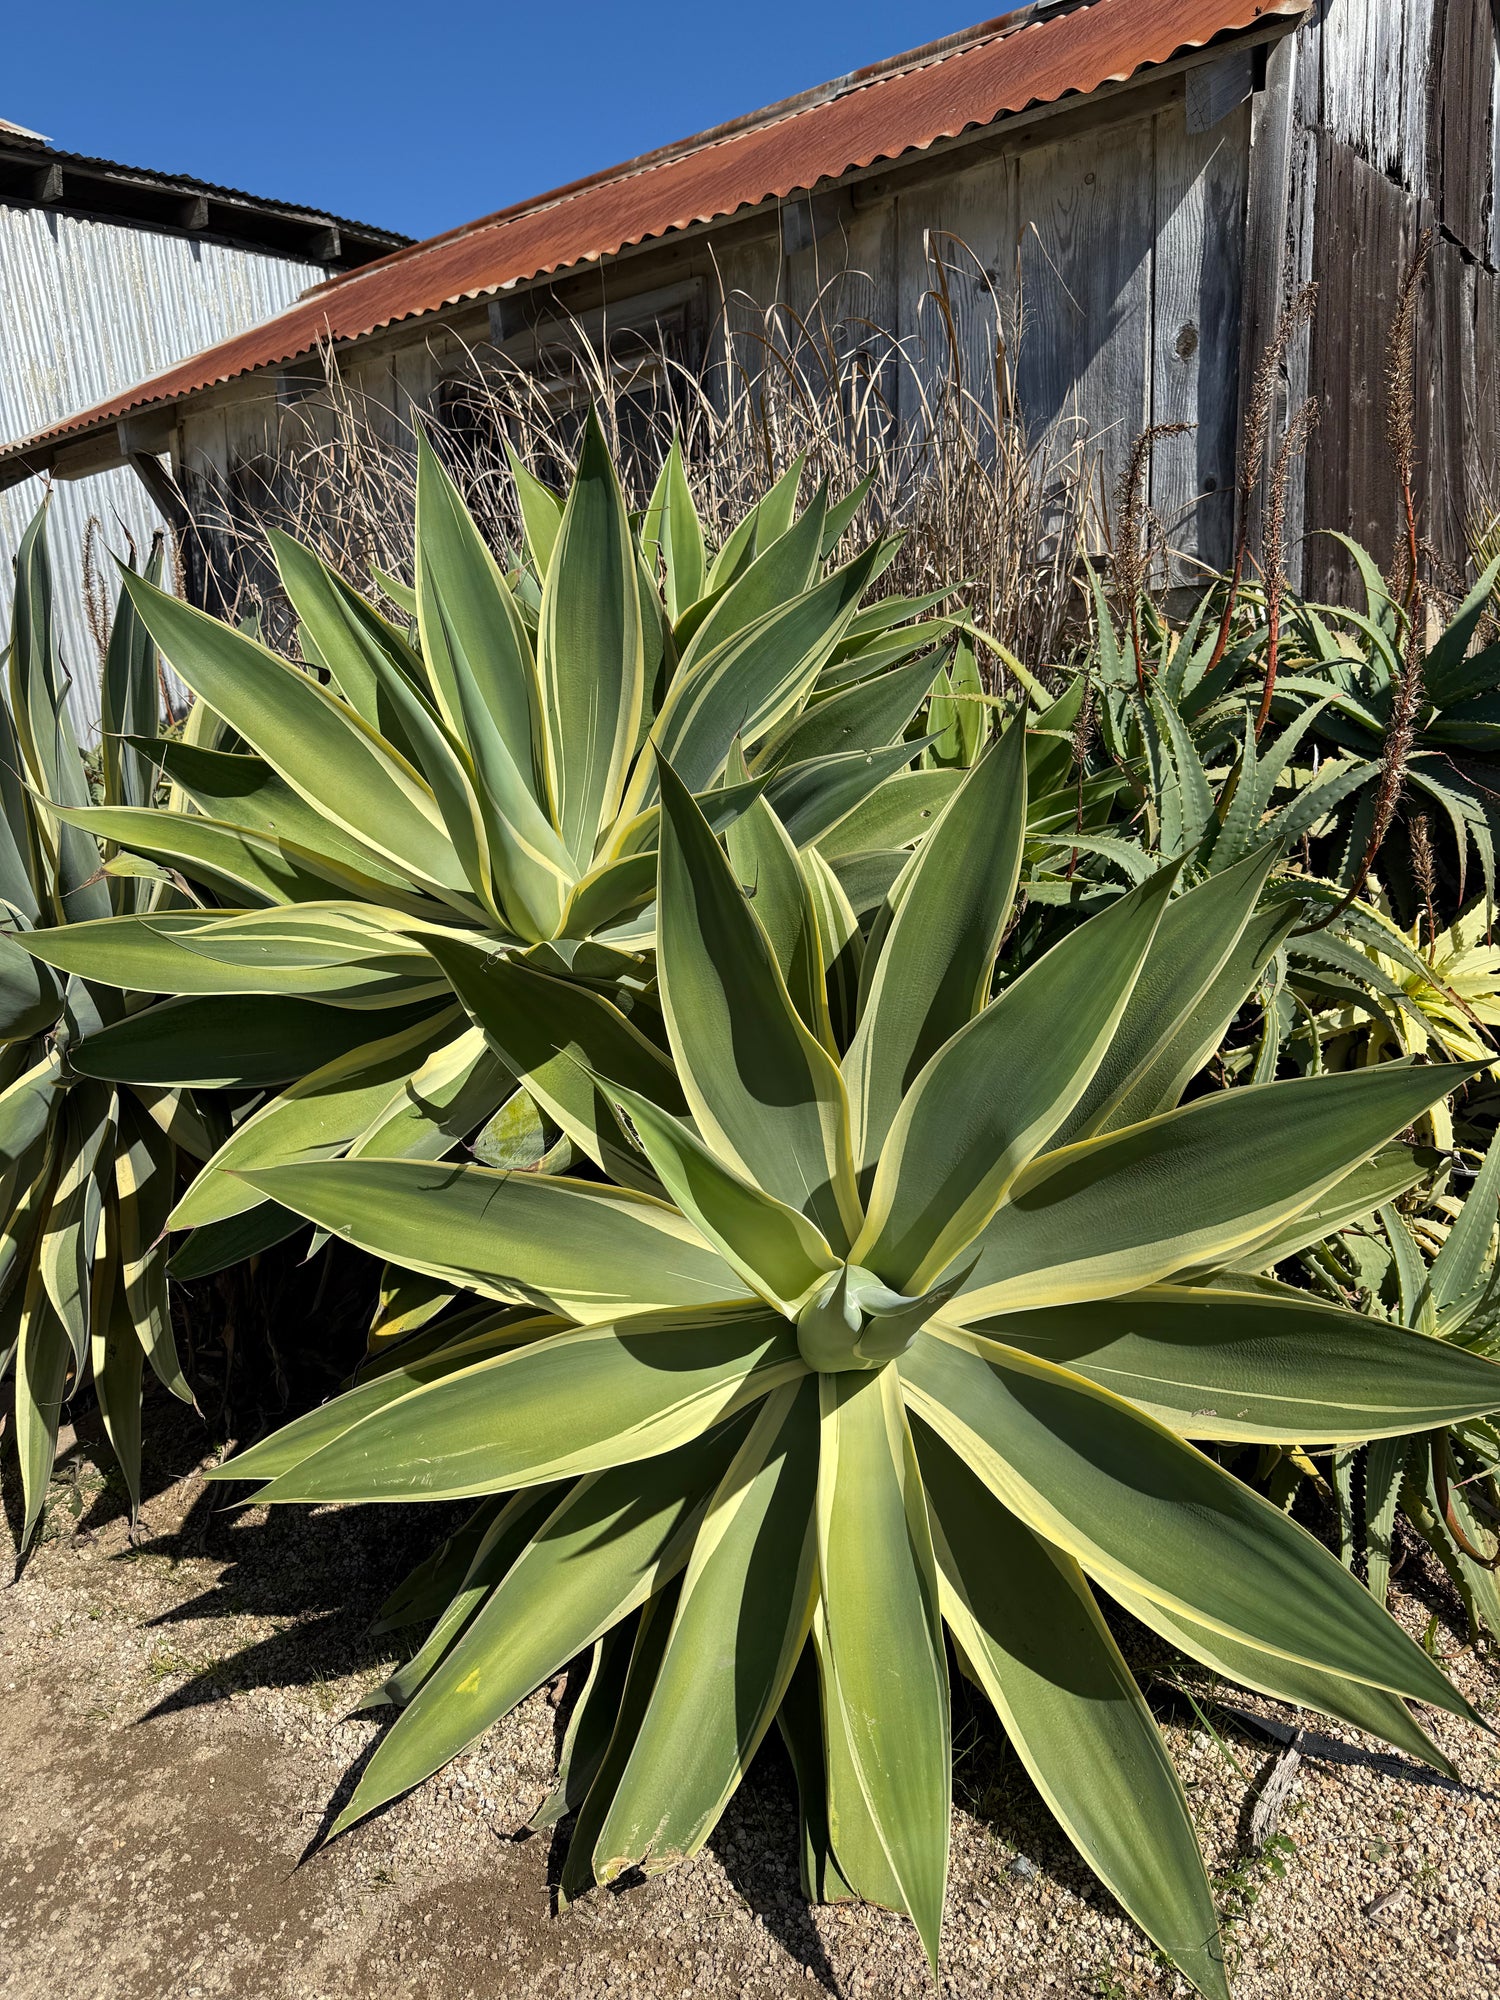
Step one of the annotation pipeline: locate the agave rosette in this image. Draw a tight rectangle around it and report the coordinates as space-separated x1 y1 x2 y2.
210 723 1500 1994
2 507 207 1541
20 419 968 1279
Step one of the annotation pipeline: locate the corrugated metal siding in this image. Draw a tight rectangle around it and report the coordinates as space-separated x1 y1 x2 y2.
0 202 322 735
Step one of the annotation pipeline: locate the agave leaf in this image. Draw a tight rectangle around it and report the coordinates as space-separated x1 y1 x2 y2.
531 1625 632 1830
1215 1144 1430 1275
420 934 679 1190
372 1498 509 1635
504 441 565 576
1053 847 1282 1147
118 570 473 903
641 434 706 622
970 1284 1500 1442
9 505 110 925
73 993 441 1089
776 1641 862 1904
726 792 832 1046
42 801 334 907
815 769 962 860
232 1157 747 1322
901 1328 1472 1715
656 763 860 1249
369 1487 562 1710
1110 1574 1453 1776
1364 1433 1410 1610
630 540 881 816
920 1426 1227 2000
1429 1132 1500 1314
226 1314 552 1485
599 1078 839 1314
133 738 415 894
91 1252 146 1517
858 864 1177 1291
594 1378 819 1874
115 1096 190 1401
843 724 1027 1179
327 1421 747 1835
168 1010 470 1230
952 1063 1478 1317
536 413 644 865
817 1365 949 1968
21 905 447 1006
250 1307 799 1506
16 1271 73 1545
758 652 946 771
39 1080 115 1364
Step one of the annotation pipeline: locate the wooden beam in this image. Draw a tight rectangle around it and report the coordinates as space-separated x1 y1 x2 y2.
178 193 210 231
33 161 63 202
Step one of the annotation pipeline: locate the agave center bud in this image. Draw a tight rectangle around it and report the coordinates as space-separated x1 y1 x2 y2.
796 1263 931 1373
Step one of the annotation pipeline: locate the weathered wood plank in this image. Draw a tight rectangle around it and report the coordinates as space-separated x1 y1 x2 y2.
1302 136 1417 601
1427 0 1496 259
1151 98 1251 577
1318 0 1433 192
894 150 1018 434
1014 116 1156 541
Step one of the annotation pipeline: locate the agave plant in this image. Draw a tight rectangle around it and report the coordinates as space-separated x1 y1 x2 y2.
2 506 206 1543
19 419 962 1279
1303 1143 1500 1639
207 726 1500 1995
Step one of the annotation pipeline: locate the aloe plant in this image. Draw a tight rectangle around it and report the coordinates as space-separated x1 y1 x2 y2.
19 420 959 1279
2 507 206 1542
207 726 1500 1995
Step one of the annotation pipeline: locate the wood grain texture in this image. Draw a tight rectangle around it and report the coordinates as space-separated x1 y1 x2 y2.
1426 0 1496 259
1302 136 1417 602
1151 100 1250 576
1015 118 1155 540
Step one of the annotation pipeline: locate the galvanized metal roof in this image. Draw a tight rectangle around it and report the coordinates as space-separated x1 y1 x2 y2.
0 0 1305 475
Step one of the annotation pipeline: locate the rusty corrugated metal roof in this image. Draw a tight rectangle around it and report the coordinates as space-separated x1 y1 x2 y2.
1 0 1305 474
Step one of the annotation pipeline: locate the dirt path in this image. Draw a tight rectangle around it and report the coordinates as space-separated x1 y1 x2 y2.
3 1416 1499 2000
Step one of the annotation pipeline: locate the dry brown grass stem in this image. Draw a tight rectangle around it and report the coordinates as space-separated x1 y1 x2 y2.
1113 423 1193 690
183 247 1098 681
1206 282 1318 674
1257 396 1320 735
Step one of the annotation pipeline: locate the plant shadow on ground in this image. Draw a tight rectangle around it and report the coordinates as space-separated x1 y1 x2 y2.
133 1479 468 1718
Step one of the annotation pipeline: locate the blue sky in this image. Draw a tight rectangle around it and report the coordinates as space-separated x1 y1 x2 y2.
8 3 1000 242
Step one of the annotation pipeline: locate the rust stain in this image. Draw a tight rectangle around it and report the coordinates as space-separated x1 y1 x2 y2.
1 0 1306 470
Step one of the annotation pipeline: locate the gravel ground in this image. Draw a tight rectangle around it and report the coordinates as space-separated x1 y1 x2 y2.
2 1408 1498 2000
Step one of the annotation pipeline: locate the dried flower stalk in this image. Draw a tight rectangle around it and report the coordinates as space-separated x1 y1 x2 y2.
1207 283 1318 673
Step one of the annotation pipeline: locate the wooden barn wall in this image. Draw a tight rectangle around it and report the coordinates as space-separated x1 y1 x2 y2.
717 87 1253 579
1294 0 1500 601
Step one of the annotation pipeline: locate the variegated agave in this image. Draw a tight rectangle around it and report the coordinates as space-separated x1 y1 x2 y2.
20 417 961 1284
1303 1140 1500 1639
208 728 1500 1996
2 508 205 1544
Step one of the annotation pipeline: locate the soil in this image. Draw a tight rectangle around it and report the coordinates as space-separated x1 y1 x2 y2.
2 1407 1499 2000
